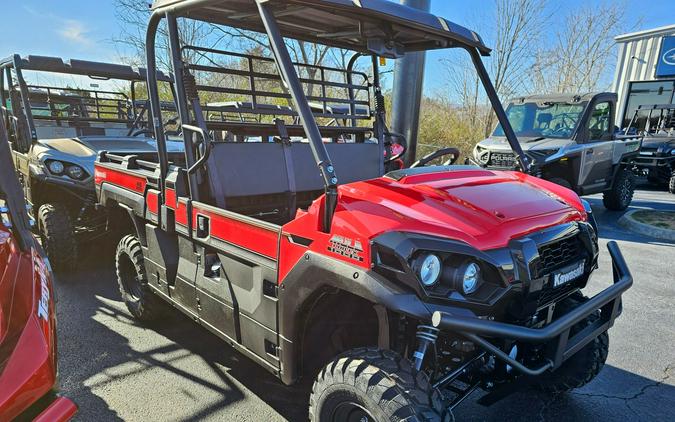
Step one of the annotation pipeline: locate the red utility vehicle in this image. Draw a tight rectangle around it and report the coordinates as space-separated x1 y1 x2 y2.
95 0 632 419
0 114 76 420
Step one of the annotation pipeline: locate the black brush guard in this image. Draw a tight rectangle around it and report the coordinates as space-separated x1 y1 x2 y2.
432 241 632 376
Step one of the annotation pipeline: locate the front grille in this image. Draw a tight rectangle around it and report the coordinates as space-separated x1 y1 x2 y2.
536 234 583 277
488 152 516 168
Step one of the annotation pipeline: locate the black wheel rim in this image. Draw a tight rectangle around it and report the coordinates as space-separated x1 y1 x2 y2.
331 402 375 422
119 254 143 300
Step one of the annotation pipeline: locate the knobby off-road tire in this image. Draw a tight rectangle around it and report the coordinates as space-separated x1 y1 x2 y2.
309 347 448 422
115 234 164 322
603 167 635 211
669 171 675 194
37 203 77 272
536 294 609 393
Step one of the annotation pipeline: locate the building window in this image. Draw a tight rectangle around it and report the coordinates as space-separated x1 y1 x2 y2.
622 80 675 130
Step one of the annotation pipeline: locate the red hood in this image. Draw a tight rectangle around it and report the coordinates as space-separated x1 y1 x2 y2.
328 168 586 251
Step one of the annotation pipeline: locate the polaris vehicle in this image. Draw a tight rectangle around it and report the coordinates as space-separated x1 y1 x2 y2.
470 93 641 210
624 104 675 193
0 113 76 420
0 55 181 271
95 1 632 420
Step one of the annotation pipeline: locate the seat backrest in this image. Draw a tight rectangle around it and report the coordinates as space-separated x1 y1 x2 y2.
205 141 381 208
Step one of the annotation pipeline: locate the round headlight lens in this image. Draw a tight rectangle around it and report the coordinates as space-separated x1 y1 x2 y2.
47 160 65 174
67 165 85 180
417 254 442 287
462 262 481 294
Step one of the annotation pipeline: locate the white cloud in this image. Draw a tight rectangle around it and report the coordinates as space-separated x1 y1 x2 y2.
58 19 94 48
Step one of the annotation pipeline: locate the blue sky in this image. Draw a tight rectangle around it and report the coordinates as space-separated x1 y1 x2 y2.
1 1 673 93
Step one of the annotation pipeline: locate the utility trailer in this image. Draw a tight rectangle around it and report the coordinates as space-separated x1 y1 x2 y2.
0 55 179 270
95 1 633 419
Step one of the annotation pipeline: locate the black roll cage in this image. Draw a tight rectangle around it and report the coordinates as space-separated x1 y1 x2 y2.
146 0 529 232
0 54 174 144
625 103 675 135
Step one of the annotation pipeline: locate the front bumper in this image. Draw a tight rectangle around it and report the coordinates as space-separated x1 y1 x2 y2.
432 241 632 375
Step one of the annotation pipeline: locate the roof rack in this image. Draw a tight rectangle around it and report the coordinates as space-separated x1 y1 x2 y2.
0 54 172 82
152 0 489 57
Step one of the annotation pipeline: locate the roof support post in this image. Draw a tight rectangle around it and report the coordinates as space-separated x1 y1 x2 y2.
145 12 169 190
391 0 430 167
255 0 338 232
469 48 531 172
12 55 37 143
166 12 201 201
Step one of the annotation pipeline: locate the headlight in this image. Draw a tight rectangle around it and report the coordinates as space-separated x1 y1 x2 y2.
414 253 442 287
47 160 65 174
461 262 481 294
66 165 85 180
474 145 490 164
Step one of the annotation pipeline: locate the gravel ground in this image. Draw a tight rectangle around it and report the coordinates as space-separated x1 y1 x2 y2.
55 186 675 421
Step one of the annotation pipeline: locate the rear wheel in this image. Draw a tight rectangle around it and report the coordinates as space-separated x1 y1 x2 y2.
603 167 635 210
536 294 609 393
37 202 77 272
669 171 675 194
309 347 447 422
115 234 164 321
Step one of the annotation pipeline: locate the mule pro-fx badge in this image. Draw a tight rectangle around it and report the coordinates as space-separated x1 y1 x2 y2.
328 235 364 262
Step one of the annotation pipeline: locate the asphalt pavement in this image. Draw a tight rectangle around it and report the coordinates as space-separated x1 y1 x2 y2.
55 185 675 421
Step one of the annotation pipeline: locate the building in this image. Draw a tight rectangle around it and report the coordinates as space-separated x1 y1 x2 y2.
612 24 675 128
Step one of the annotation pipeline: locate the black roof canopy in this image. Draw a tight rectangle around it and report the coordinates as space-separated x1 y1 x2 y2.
0 55 173 82
151 0 490 56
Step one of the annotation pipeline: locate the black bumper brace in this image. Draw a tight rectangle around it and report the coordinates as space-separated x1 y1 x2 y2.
432 241 632 376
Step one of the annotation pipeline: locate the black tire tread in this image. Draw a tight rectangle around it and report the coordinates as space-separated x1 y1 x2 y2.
603 167 635 210
115 234 164 321
38 202 77 272
309 347 447 422
669 171 675 194
537 294 609 393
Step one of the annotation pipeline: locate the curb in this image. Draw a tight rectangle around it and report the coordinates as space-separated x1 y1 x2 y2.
619 210 675 242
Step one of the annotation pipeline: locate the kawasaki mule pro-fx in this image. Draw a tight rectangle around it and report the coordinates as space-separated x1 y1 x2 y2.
95 1 633 420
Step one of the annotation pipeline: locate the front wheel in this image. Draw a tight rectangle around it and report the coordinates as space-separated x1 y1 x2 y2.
602 167 635 210
37 203 77 272
115 234 165 321
309 347 447 422
536 294 609 393
669 171 675 194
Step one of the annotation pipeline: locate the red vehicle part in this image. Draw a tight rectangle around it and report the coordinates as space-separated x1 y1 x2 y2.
0 222 76 422
0 120 75 421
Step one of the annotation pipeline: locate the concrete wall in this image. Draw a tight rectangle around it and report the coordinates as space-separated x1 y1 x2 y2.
612 24 675 126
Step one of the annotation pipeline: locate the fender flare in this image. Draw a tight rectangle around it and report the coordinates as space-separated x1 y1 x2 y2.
276 250 430 385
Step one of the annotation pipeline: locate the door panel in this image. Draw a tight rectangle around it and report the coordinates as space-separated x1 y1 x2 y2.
579 101 614 191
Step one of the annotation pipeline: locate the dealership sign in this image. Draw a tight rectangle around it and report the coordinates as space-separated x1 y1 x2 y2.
656 36 675 78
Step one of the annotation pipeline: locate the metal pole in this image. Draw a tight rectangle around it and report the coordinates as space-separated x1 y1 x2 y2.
391 0 430 167
255 0 338 232
166 12 201 201
145 13 169 189
469 48 530 172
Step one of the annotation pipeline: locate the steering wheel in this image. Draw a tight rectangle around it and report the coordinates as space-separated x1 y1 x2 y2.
410 147 460 168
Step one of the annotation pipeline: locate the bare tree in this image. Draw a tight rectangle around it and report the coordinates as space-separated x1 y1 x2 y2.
112 0 221 70
532 2 629 94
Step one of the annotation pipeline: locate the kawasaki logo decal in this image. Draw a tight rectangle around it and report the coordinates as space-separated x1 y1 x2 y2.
553 260 585 288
